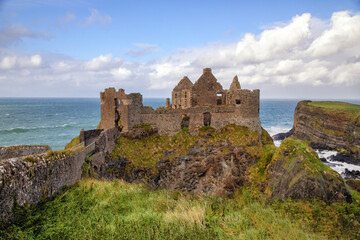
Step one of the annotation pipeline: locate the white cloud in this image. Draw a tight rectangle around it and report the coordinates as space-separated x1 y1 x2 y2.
0 56 17 69
1 11 359 98
111 67 131 80
84 54 112 70
0 54 42 69
84 9 112 26
307 11 360 57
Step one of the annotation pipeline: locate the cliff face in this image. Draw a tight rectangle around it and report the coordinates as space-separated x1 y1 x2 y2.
267 138 352 203
290 101 360 161
88 125 273 196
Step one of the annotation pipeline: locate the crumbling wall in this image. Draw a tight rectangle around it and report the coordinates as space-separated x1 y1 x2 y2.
141 104 261 135
100 88 126 130
0 149 86 226
191 68 223 107
0 145 51 160
79 129 103 146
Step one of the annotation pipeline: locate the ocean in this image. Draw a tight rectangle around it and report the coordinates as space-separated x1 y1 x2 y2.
1 98 359 175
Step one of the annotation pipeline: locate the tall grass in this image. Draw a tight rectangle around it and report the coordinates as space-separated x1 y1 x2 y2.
1 178 326 240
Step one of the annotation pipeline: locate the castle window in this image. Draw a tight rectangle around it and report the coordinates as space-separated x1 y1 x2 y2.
184 92 187 98
175 93 177 98
236 99 241 104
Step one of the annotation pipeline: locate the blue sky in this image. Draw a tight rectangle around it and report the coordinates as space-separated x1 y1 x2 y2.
0 0 360 98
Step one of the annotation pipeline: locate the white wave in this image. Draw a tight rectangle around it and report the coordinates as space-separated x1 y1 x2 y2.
264 126 291 137
316 149 360 176
264 126 291 147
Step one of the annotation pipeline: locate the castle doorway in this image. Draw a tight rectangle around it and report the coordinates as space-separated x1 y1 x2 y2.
181 115 190 129
203 112 211 126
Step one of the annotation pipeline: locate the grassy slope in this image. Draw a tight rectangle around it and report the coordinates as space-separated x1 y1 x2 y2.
1 178 329 240
307 101 360 119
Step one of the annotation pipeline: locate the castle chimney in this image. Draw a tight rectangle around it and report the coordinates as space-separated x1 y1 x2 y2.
203 68 212 74
165 98 170 108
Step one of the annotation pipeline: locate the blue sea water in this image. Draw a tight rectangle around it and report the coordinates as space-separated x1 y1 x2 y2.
0 98 359 150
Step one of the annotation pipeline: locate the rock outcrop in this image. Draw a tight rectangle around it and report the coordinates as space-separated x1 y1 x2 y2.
267 138 353 203
290 101 360 163
88 125 272 196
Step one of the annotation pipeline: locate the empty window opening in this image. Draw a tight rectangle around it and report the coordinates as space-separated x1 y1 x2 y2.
203 112 211 126
236 99 241 104
181 115 190 129
217 93 222 97
184 92 187 98
217 99 222 105
175 93 177 98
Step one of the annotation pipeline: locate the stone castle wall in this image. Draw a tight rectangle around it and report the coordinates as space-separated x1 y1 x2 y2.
0 145 52 160
0 149 86 226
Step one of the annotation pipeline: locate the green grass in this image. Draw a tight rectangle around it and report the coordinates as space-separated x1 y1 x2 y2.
308 101 360 113
64 135 80 149
0 178 333 240
305 101 360 120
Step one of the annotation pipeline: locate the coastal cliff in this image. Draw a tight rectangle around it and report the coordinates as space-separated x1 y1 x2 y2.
290 101 360 163
85 124 352 203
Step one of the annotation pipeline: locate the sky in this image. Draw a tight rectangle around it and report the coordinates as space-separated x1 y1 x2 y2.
0 0 359 99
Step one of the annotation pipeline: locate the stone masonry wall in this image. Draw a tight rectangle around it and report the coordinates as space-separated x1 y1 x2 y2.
141 104 261 135
0 149 85 226
0 145 52 160
80 129 103 146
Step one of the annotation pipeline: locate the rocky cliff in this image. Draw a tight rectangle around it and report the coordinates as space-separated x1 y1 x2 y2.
86 124 353 203
267 138 352 203
290 101 360 162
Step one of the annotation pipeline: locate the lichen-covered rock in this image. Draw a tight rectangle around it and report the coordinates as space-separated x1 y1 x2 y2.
290 100 360 163
0 145 51 160
346 179 360 192
267 138 353 203
90 125 273 196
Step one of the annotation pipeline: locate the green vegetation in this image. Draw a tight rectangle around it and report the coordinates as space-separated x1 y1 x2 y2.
0 178 339 240
112 125 266 173
304 101 360 120
64 135 80 149
273 138 332 172
308 101 360 114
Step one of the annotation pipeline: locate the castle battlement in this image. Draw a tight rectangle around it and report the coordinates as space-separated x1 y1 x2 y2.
99 68 261 135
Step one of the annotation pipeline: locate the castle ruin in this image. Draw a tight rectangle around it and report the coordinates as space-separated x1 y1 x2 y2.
99 68 261 135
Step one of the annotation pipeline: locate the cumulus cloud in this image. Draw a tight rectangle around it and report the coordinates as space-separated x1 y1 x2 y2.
1 11 359 98
0 24 48 47
84 9 112 26
0 54 42 69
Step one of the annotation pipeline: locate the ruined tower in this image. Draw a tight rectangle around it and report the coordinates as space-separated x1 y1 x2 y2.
172 76 193 109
